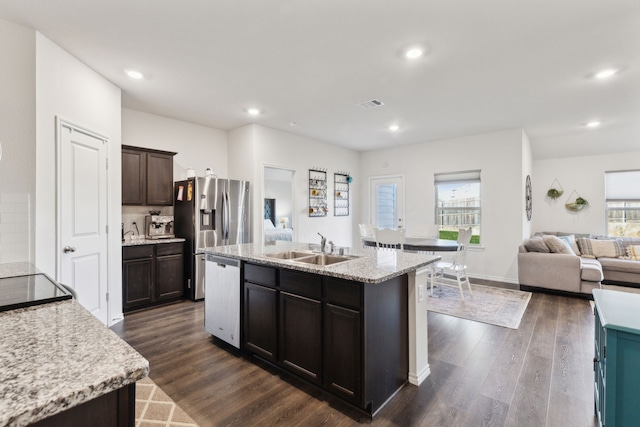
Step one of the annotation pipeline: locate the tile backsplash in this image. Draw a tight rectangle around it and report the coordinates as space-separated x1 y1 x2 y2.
0 193 30 263
122 206 174 239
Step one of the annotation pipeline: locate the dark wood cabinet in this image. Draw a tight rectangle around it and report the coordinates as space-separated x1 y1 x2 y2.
324 303 361 404
155 243 184 301
279 292 322 383
122 145 176 206
244 282 278 361
123 242 184 312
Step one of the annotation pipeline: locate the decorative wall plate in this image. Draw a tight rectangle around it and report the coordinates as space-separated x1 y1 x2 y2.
525 175 532 221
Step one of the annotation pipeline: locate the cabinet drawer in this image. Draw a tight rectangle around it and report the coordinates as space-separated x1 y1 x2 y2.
325 278 361 309
280 269 322 300
123 245 154 260
244 263 277 288
156 242 183 256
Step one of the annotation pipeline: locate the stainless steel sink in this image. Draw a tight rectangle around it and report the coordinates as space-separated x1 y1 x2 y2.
262 251 358 266
262 250 314 260
292 254 358 266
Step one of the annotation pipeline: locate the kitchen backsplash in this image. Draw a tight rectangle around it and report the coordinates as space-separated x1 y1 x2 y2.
122 205 174 238
0 193 30 263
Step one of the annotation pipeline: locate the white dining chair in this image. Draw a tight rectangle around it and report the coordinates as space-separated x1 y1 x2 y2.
374 228 405 250
359 223 375 248
430 227 473 300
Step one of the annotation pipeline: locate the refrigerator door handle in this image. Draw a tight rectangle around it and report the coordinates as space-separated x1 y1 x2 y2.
225 191 231 241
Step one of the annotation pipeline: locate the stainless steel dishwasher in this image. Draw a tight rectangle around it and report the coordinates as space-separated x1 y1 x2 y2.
204 254 241 348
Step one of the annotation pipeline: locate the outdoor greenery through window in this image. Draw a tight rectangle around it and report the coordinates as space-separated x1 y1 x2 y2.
606 170 640 237
435 170 481 244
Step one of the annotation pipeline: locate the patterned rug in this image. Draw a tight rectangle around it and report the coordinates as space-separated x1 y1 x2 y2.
428 283 531 329
136 377 199 427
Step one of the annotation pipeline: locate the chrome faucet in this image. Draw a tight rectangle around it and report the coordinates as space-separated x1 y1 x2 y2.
328 240 335 254
318 232 326 253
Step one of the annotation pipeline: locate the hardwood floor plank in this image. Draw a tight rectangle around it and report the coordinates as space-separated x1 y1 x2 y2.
113 285 598 427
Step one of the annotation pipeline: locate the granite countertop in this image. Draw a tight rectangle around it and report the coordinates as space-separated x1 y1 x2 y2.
200 241 440 284
122 237 186 246
0 264 149 427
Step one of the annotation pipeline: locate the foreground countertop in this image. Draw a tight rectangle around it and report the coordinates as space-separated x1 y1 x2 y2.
0 264 149 427
122 237 186 247
200 241 440 284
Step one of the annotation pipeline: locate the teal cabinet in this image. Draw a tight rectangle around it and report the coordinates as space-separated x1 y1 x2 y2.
593 289 640 427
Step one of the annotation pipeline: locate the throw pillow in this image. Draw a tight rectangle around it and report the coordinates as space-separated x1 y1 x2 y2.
627 245 640 260
542 235 574 255
558 234 581 255
576 238 625 259
524 237 550 253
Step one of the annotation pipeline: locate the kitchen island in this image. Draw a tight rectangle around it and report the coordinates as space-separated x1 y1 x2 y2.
0 262 149 427
201 241 438 416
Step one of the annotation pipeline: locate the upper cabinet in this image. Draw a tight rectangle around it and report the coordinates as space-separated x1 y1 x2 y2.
122 145 176 206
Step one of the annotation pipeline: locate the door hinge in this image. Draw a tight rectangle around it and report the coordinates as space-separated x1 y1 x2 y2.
106 292 109 302
106 224 109 234
106 158 108 169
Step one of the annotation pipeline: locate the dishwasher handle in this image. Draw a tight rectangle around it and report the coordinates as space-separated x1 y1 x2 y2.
205 254 240 268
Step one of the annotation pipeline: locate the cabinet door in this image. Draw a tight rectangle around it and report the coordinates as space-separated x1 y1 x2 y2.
122 258 153 310
146 152 174 205
244 282 277 361
279 292 322 384
122 148 146 205
155 254 184 301
324 303 362 404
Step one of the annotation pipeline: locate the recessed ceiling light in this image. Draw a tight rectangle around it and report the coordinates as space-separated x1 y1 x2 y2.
125 69 144 79
247 108 261 116
389 124 400 132
595 69 617 79
405 48 424 59
586 121 601 128
289 121 298 127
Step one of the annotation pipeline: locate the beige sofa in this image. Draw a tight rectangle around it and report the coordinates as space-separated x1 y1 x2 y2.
518 232 640 297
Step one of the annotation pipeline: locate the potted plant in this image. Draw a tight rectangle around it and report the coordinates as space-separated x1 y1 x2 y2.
547 188 563 199
565 191 588 212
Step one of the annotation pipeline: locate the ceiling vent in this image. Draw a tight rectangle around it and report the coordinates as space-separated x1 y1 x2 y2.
357 99 385 109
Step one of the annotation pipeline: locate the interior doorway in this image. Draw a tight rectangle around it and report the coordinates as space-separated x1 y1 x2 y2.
263 165 295 243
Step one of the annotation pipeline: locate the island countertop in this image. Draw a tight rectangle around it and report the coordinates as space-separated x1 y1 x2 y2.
0 264 149 427
200 241 440 284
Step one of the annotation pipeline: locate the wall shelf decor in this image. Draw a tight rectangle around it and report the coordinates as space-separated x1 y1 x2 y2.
334 171 350 217
309 168 328 217
565 189 589 212
546 178 564 200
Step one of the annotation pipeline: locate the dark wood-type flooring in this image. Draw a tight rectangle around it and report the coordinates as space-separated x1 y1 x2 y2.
111 289 598 427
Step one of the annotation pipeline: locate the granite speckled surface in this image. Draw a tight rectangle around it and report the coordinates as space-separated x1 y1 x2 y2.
200 241 440 284
0 262 40 279
0 300 149 426
122 237 185 246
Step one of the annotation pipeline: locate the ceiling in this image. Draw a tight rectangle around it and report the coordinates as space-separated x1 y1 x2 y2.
1 0 638 159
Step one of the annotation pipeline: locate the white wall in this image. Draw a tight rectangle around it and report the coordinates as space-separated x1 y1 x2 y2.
533 150 640 235
35 33 123 325
229 124 360 248
360 128 526 283
0 19 36 263
122 108 228 181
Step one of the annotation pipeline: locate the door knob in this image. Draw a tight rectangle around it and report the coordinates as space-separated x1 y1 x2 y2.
63 246 76 253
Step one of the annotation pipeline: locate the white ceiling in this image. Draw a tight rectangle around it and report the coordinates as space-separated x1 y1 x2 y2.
1 0 639 159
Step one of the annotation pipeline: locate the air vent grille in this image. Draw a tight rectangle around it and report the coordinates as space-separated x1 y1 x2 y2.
357 99 385 109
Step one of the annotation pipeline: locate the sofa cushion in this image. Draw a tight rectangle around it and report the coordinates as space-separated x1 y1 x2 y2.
598 257 640 274
576 237 625 259
542 235 574 255
627 245 640 260
580 258 603 282
558 234 581 255
524 237 550 253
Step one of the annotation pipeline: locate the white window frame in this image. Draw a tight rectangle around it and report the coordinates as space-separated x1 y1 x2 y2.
434 170 481 244
605 170 640 237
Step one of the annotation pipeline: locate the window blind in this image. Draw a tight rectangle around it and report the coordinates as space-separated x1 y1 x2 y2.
605 170 640 201
434 170 481 184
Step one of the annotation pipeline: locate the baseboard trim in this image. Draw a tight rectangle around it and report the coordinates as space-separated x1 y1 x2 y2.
408 365 431 386
519 284 592 300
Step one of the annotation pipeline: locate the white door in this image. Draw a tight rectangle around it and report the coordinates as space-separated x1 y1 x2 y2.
58 120 109 324
370 175 405 229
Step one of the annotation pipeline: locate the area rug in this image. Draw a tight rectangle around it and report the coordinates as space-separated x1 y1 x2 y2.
136 376 199 426
428 283 531 329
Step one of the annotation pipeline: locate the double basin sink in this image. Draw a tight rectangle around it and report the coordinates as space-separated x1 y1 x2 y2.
262 250 358 266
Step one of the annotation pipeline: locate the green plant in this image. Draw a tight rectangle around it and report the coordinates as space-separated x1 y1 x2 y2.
576 197 588 205
547 188 562 199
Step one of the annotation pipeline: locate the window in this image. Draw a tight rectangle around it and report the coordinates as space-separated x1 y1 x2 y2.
605 170 640 237
375 183 397 229
435 170 481 244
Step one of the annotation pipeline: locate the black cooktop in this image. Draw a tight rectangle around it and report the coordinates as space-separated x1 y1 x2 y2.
0 274 72 312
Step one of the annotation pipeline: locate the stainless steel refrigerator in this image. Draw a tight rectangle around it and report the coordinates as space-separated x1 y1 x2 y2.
174 177 251 300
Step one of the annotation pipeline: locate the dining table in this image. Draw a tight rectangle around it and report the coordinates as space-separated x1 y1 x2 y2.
362 236 459 252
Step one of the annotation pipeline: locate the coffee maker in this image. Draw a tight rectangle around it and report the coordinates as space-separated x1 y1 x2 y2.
145 215 175 239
